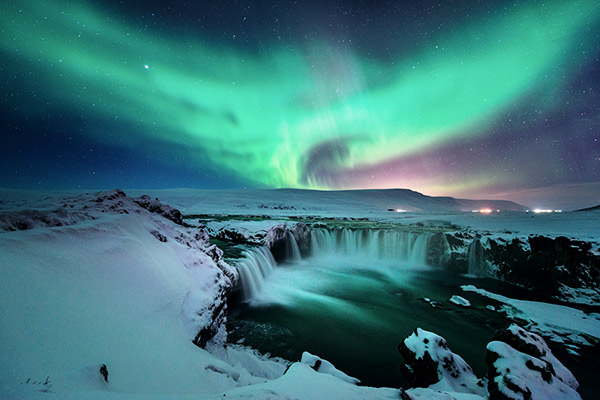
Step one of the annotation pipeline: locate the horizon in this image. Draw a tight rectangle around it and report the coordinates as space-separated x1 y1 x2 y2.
1 184 598 211
1 1 599 209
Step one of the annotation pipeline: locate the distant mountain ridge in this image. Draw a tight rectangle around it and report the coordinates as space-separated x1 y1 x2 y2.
273 188 526 212
124 187 526 215
575 204 600 212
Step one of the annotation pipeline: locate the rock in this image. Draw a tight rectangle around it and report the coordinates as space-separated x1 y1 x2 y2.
398 328 483 395
265 223 309 261
439 232 599 300
486 325 581 400
99 364 108 383
133 194 184 225
426 233 451 267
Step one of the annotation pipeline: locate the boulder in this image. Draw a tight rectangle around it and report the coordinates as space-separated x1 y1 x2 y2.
398 328 484 395
486 325 581 400
491 324 578 391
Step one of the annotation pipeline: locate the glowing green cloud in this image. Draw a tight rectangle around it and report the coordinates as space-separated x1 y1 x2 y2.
1 0 598 190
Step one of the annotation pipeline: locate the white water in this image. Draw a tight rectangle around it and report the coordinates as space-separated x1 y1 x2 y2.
236 246 278 302
286 231 302 261
237 228 431 302
468 239 481 275
310 228 430 264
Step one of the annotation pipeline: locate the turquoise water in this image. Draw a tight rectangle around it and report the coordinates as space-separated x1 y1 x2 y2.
228 254 598 397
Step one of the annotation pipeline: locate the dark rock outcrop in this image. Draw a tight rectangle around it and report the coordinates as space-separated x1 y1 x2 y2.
398 328 483 395
266 222 310 261
436 232 599 298
134 194 183 225
486 235 600 296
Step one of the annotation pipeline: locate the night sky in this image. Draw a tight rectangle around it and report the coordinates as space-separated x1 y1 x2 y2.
1 0 599 208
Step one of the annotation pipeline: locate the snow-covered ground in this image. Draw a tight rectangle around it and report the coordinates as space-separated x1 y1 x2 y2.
462 285 600 349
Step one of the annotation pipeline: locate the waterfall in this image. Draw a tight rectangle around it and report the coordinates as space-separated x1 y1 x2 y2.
236 227 431 302
235 246 278 302
309 228 430 264
286 231 302 262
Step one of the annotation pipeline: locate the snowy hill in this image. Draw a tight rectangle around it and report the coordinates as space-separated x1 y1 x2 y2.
576 204 600 212
126 187 525 216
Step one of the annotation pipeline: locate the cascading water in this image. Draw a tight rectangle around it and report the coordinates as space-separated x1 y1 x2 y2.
235 246 278 302
286 231 302 262
309 228 430 264
236 227 431 303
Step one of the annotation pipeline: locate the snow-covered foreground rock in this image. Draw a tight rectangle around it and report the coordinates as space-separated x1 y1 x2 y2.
398 328 486 399
487 324 581 400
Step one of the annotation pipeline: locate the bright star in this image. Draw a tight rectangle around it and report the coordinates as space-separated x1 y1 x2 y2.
144 65 149 69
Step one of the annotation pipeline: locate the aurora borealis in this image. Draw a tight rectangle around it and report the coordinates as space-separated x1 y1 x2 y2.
1 1 599 207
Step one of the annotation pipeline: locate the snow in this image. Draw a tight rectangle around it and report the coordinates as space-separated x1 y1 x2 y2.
403 388 486 400
462 285 600 346
0 190 292 399
203 219 289 244
557 284 600 306
487 341 581 400
222 362 399 400
504 324 578 389
300 351 361 385
449 295 471 307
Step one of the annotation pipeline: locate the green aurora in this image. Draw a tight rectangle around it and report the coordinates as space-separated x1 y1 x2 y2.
1 0 599 193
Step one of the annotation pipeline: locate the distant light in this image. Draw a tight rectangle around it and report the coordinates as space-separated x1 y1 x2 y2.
554 210 562 213
144 65 149 69
395 209 407 213
473 208 493 214
533 209 553 213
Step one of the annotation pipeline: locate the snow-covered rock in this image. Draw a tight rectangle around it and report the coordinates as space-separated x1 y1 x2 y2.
299 351 360 385
398 328 485 396
449 295 471 307
486 341 581 400
491 324 578 390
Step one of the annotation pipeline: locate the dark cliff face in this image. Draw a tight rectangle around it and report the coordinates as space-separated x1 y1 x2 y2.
434 232 600 297
484 236 599 295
